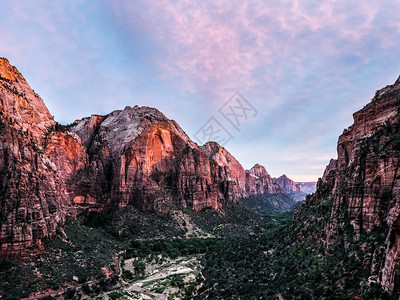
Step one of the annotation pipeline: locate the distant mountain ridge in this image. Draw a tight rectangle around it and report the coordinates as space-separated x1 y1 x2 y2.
295 181 317 195
273 174 316 202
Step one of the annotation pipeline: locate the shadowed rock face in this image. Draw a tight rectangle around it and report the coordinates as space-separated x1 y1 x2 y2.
0 58 88 259
295 75 400 294
327 77 400 240
0 59 288 258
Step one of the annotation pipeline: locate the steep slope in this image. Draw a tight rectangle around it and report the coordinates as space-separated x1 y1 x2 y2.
0 58 88 258
200 142 284 197
200 141 249 198
295 75 400 295
70 119 289 213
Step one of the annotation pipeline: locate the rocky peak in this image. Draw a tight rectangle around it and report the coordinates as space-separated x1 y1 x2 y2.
248 163 269 178
72 105 183 158
273 174 302 194
247 164 284 194
200 141 250 198
395 75 400 85
200 141 223 157
0 58 291 259
372 75 400 101
0 58 54 143
295 182 317 195
321 158 337 183
201 141 237 166
0 58 17 81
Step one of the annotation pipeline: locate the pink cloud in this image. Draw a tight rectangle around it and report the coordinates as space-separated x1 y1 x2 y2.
109 0 395 107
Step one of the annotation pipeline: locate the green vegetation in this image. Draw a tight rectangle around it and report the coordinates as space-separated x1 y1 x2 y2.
194 203 394 299
126 238 218 259
1 197 397 299
239 193 297 213
0 217 124 299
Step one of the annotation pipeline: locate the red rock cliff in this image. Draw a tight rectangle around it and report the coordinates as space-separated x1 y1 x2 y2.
295 75 400 294
0 58 87 259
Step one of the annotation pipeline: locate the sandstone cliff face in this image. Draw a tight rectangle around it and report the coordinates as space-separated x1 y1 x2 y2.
0 58 88 259
247 164 284 194
70 107 230 212
273 174 312 202
321 159 337 183
70 112 286 214
200 142 284 198
327 77 400 239
200 141 249 198
273 174 303 193
295 75 400 294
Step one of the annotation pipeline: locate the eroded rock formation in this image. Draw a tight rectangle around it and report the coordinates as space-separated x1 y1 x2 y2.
247 164 284 194
0 58 88 259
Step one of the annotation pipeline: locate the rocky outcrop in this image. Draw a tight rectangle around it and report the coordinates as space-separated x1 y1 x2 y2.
71 118 288 213
0 58 88 259
70 107 231 212
295 75 400 295
326 77 400 241
273 174 302 194
321 159 337 183
246 164 284 194
200 141 249 198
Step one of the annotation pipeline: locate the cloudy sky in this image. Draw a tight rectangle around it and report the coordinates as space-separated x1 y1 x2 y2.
1 1 400 181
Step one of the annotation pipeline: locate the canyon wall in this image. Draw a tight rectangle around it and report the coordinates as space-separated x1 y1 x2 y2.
0 58 88 258
296 75 400 294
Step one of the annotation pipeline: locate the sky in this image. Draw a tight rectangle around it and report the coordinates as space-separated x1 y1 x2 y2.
1 1 400 181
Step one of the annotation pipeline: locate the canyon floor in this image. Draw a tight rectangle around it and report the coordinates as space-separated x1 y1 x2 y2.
2 202 392 299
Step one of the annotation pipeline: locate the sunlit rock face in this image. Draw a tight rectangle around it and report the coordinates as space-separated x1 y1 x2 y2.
273 174 302 194
247 164 284 194
200 142 287 197
0 58 88 259
70 106 225 212
295 75 400 294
